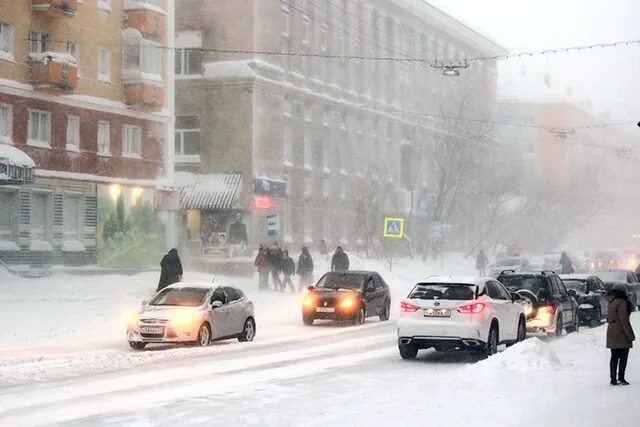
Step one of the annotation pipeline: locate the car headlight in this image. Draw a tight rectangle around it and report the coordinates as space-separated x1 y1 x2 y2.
177 313 196 326
340 298 355 309
303 295 316 307
125 311 138 326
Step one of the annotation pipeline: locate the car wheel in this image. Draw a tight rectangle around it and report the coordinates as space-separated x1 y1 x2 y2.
379 300 391 321
353 307 366 325
516 317 526 342
399 343 418 360
302 315 314 326
484 324 499 357
129 341 146 350
195 322 211 347
551 313 563 337
238 318 256 342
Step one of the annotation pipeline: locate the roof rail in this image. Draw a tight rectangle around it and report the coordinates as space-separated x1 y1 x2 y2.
499 269 516 275
540 270 556 275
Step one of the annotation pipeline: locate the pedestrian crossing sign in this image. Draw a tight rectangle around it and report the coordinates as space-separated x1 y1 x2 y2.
383 217 404 239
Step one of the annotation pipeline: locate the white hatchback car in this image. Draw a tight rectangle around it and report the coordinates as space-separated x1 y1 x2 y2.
126 283 256 350
397 276 526 359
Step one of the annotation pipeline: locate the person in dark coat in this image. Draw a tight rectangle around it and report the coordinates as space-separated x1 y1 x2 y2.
254 245 270 290
281 250 296 293
559 252 574 274
331 246 349 271
228 215 248 245
268 241 283 290
157 248 183 292
297 247 314 292
607 284 636 385
476 250 489 276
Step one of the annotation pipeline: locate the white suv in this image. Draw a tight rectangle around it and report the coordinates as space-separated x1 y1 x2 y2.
397 276 526 359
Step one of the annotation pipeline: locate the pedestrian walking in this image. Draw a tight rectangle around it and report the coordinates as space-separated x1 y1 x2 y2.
331 246 349 271
254 245 270 290
297 247 314 292
157 248 183 292
560 252 574 274
281 250 296 293
268 241 283 290
476 250 489 276
607 284 636 385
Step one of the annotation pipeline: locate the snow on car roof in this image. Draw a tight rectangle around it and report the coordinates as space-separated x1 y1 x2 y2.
419 276 487 287
166 282 219 290
559 274 593 280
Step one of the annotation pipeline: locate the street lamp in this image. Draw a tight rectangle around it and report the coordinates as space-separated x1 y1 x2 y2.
430 60 470 77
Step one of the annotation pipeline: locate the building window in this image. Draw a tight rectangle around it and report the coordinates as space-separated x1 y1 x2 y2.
322 178 329 198
304 176 311 198
63 194 83 241
125 40 162 76
122 125 142 157
302 17 310 45
303 204 312 243
97 121 110 155
319 26 328 51
31 192 51 242
175 116 201 156
282 10 290 37
66 115 80 152
66 41 80 68
175 48 202 75
28 30 50 54
0 190 17 243
0 22 14 61
322 211 330 241
0 103 12 143
27 109 51 147
283 119 292 165
97 48 111 82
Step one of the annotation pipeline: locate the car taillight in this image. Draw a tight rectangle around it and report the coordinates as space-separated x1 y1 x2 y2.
457 302 486 314
543 304 555 314
248 300 254 307
400 301 419 312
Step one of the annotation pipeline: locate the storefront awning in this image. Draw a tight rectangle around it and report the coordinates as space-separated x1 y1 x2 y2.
176 172 242 210
0 144 35 185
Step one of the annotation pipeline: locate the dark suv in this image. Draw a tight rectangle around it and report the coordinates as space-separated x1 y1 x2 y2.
497 271 579 335
302 271 391 326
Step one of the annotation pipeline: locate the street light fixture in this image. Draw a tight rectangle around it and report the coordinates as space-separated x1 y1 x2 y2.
430 60 470 77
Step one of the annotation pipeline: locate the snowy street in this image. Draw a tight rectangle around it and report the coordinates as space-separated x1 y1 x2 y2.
1 256 639 426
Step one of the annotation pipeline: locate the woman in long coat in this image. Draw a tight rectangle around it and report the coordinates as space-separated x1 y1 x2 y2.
607 284 635 385
157 248 183 292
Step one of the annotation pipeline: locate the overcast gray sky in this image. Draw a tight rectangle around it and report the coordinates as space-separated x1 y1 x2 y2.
426 0 640 123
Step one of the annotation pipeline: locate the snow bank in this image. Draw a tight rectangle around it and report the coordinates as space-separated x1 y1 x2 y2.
475 337 562 372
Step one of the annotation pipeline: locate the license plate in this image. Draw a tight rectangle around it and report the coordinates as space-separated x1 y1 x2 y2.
424 308 451 318
140 326 163 334
316 307 335 313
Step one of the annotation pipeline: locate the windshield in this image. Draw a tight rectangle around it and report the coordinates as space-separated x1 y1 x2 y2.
149 288 208 307
495 258 524 267
316 273 364 290
562 280 586 293
596 271 626 282
500 276 544 295
408 283 476 300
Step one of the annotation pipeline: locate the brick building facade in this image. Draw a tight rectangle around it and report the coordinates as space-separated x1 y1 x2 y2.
0 0 175 267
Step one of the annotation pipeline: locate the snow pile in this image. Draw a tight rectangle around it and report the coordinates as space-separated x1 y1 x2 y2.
62 240 86 252
0 143 36 168
476 337 562 372
29 240 53 252
28 52 77 65
0 241 20 252
204 60 256 79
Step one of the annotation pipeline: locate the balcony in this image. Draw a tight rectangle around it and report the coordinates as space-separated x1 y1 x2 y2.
31 0 79 18
124 82 164 111
29 52 79 94
124 1 167 42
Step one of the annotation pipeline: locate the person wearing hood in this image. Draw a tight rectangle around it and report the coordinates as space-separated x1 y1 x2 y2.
331 246 349 271
607 284 636 385
297 247 314 292
476 250 489 276
281 250 296 293
157 248 183 292
254 245 270 290
560 252 574 274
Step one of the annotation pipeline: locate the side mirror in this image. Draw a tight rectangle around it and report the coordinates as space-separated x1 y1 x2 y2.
211 300 223 309
511 293 520 302
141 300 148 306
307 286 314 291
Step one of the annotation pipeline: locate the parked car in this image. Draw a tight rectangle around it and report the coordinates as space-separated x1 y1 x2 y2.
489 257 531 277
302 271 391 326
497 271 579 335
126 283 256 350
559 274 607 327
397 276 526 360
594 269 640 311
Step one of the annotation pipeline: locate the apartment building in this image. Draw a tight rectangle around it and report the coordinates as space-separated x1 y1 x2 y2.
0 0 175 267
174 0 504 250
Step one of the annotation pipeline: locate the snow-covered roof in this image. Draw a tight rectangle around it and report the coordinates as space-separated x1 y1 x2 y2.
176 172 243 210
418 276 487 286
28 52 77 65
0 144 36 168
